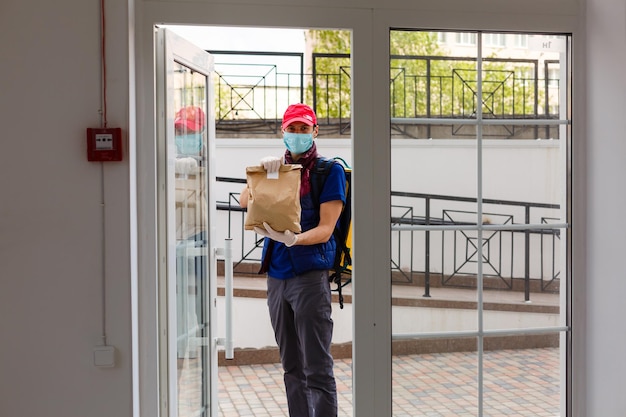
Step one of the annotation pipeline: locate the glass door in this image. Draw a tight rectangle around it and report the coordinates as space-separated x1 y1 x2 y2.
155 27 218 417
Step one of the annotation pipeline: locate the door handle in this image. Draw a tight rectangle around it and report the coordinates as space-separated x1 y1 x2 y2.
215 239 234 359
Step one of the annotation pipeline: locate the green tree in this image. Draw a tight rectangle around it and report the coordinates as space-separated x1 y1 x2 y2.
307 30 444 119
305 30 351 121
308 29 548 123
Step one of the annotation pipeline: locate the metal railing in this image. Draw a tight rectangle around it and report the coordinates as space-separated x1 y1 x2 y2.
216 177 562 302
208 51 561 139
390 191 562 301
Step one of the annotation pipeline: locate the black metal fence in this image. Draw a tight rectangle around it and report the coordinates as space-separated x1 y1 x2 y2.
390 191 561 301
209 50 561 139
216 177 561 301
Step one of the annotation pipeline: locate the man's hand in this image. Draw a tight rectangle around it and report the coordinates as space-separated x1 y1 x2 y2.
260 156 282 173
254 222 298 247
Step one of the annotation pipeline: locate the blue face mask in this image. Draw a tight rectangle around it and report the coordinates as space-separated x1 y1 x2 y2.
283 132 314 155
175 133 203 155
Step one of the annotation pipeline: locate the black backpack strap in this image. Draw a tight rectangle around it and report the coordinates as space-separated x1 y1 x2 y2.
310 157 333 210
310 157 348 309
331 271 344 309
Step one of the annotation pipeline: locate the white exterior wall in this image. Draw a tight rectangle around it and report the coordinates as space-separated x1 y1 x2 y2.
216 138 561 278
217 138 560 203
1 0 625 416
215 297 558 349
214 137 562 351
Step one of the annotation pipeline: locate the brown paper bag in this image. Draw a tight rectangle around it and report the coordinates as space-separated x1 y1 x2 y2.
244 164 302 233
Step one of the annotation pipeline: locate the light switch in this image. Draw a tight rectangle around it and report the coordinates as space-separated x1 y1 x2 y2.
93 345 116 367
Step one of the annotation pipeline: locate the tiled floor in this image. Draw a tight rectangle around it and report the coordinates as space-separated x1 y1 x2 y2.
217 347 560 417
205 275 562 416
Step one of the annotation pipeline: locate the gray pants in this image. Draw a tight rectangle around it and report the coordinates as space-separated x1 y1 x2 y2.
267 270 338 417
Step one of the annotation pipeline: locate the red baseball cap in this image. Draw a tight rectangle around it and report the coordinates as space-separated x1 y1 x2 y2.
282 103 317 128
174 105 206 133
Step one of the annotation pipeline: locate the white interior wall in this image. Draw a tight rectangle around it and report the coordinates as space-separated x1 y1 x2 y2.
216 139 562 276
217 138 561 203
215 297 558 350
2 0 624 416
1 0 132 416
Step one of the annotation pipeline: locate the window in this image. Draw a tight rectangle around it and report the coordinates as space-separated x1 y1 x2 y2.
456 32 477 45
513 34 528 48
389 29 570 416
548 67 560 87
484 33 506 47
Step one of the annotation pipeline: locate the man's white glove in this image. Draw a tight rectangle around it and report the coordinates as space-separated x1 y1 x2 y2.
260 156 282 173
254 222 298 247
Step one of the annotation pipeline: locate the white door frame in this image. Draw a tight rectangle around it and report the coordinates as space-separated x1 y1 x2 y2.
133 4 580 417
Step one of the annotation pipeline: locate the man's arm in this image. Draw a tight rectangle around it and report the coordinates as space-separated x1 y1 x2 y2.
291 200 343 245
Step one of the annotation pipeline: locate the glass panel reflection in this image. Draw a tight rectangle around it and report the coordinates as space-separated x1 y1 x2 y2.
174 62 209 417
390 30 479 139
390 29 569 417
390 29 479 343
480 33 568 332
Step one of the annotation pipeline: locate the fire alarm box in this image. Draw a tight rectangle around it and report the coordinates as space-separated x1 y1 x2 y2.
87 128 123 161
